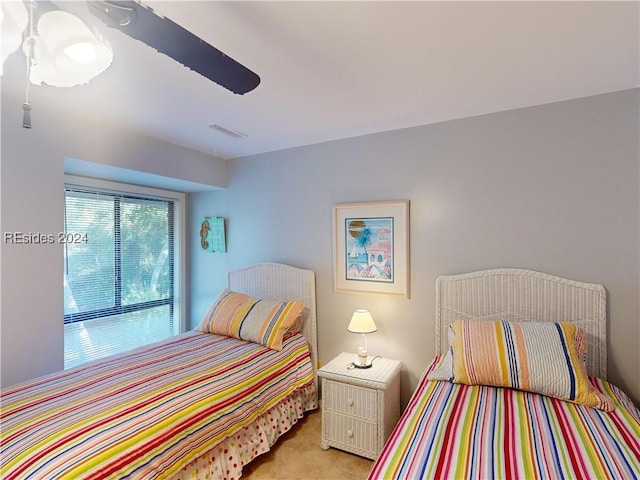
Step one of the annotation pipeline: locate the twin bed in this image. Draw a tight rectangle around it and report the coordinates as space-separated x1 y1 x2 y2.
2 264 639 479
1 263 318 480
369 268 640 479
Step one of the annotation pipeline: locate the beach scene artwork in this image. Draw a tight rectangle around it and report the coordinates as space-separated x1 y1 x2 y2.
344 216 394 283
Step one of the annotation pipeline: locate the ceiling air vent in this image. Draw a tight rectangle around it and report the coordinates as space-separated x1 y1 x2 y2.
209 124 248 139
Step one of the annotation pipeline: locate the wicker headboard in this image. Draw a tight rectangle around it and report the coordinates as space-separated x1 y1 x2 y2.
435 268 607 378
228 262 318 383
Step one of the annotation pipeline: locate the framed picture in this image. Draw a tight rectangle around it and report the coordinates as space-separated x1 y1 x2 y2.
333 200 409 298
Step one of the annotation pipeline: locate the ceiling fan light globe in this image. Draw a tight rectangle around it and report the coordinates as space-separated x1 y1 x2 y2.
1 1 29 75
36 10 112 86
27 35 101 88
63 42 97 64
54 39 112 84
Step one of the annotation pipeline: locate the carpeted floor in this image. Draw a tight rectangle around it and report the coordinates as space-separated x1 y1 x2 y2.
242 409 373 480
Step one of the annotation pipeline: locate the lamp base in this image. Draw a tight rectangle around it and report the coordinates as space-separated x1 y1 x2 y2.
352 362 372 369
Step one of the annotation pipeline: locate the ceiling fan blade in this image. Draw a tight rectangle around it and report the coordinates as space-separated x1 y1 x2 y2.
87 0 260 95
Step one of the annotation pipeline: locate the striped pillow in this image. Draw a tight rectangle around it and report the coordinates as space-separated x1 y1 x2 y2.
199 289 305 351
450 320 612 410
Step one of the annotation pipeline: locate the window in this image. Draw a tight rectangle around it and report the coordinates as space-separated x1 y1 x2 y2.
63 179 184 368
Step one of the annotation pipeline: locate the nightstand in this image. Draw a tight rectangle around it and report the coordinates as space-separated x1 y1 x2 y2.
318 352 402 459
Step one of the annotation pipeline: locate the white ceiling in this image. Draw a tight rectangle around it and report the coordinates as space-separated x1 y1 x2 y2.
2 1 639 161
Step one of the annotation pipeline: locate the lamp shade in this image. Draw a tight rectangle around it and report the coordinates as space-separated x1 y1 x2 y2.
347 309 377 334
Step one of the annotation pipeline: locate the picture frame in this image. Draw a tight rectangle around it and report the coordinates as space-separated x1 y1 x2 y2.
333 200 409 298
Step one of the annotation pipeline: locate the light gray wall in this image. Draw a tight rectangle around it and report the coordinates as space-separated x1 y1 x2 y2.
0 91 226 387
2 86 638 408
190 89 640 406
1 103 65 385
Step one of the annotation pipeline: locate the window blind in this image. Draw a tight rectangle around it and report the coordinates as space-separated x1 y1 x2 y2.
63 187 177 368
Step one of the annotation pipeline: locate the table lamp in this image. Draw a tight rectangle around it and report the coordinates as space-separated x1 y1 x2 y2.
347 309 377 368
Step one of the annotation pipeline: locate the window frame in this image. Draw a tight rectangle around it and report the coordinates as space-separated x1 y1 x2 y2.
64 174 187 334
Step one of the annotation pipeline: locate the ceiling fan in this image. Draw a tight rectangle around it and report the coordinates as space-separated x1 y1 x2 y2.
87 0 261 95
2 0 259 128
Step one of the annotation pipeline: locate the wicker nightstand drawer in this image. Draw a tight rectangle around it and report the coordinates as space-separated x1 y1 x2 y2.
323 379 377 418
323 411 377 456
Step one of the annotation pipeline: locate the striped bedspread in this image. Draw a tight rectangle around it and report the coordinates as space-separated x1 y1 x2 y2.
369 356 640 480
1 331 315 479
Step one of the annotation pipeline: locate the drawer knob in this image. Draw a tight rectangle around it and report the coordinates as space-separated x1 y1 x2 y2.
347 429 354 438
348 398 354 407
